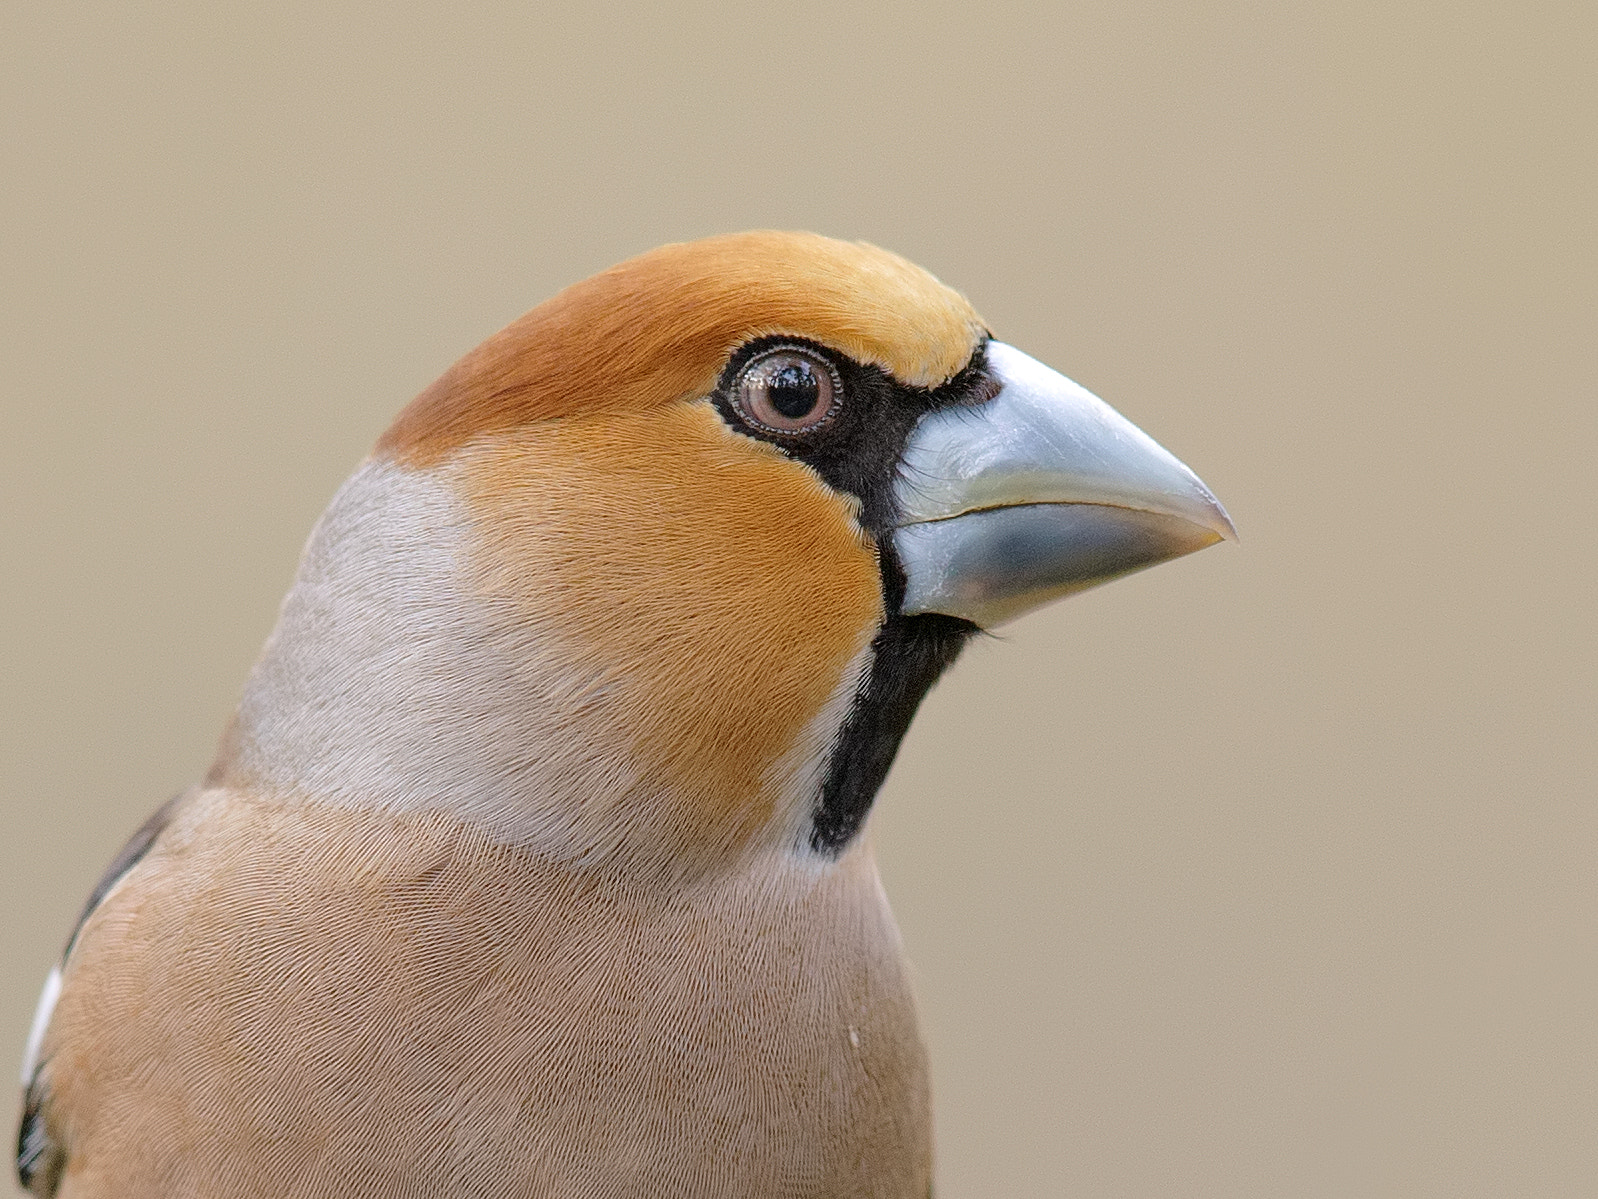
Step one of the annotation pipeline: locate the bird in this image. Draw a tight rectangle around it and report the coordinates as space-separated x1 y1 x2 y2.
15 231 1234 1198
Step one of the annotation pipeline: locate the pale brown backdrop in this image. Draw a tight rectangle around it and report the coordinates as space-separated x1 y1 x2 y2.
3 2 1594 1195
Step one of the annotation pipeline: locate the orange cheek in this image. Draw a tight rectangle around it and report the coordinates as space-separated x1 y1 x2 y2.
455 403 883 830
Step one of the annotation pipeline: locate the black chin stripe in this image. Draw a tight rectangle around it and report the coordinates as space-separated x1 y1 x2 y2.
810 614 976 855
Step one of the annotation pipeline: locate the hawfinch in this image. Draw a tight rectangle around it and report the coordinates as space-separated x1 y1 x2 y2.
16 232 1233 1198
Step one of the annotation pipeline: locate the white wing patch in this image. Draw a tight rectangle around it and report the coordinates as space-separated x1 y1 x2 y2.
21 966 62 1085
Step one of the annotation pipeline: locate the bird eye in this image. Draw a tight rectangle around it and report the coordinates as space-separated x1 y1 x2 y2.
731 347 841 434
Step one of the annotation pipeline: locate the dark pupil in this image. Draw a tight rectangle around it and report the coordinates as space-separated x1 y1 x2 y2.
767 360 820 419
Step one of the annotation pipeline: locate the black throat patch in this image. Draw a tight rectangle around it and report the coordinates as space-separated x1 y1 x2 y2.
809 612 975 853
712 337 993 855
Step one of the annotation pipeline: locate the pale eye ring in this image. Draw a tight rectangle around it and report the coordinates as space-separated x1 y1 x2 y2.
731 345 842 434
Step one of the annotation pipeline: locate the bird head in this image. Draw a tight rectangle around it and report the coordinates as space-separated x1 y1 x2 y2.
210 232 1233 880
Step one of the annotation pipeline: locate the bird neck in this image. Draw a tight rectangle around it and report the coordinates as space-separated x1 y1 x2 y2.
207 457 874 879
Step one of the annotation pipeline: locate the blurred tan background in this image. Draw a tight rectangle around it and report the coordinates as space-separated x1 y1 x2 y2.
3 2 1593 1195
